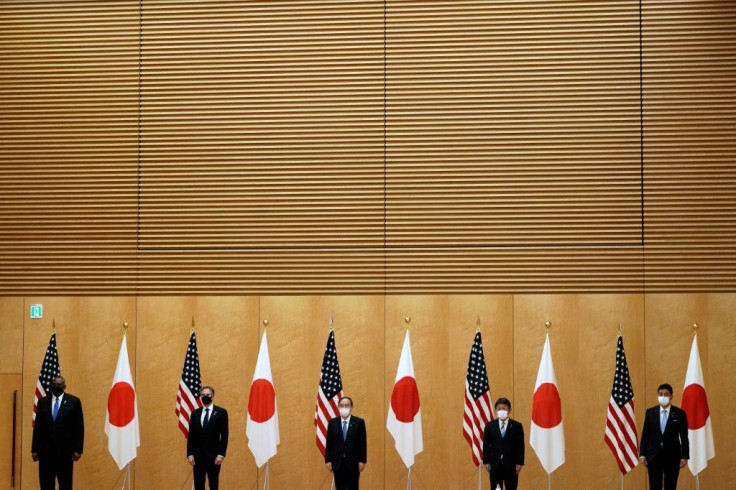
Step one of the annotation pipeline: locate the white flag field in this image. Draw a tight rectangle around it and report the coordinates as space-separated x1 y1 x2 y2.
246 331 280 468
682 334 715 475
105 333 140 470
530 332 565 474
387 330 423 468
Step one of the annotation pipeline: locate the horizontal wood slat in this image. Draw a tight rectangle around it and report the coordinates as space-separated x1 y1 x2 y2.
0 0 734 294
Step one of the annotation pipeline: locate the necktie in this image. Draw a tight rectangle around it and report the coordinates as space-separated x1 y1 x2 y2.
660 409 667 434
52 398 60 421
342 420 348 440
501 421 506 438
203 408 210 428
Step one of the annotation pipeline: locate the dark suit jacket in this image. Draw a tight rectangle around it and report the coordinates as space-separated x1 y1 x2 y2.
324 416 367 472
187 405 229 463
31 393 84 458
640 405 689 464
482 418 525 469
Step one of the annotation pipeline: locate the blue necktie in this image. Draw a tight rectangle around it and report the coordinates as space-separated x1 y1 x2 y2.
660 409 667 434
203 408 210 428
52 398 60 421
342 420 348 440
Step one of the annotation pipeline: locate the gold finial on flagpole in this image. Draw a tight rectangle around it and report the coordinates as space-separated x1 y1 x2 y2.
263 319 269 329
618 321 623 337
404 316 411 329
476 315 481 333
692 323 699 338
330 314 334 331
191 317 195 334
545 321 551 334
52 319 56 334
123 322 129 333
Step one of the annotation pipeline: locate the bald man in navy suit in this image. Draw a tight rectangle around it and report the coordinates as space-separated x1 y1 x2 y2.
31 376 85 490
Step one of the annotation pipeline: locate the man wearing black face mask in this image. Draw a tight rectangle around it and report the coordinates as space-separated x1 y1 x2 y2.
187 385 229 490
31 375 85 490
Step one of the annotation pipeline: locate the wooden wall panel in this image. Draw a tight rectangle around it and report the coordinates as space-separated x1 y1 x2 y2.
0 297 24 373
0 374 22 490
446 295 513 490
513 295 579 488
259 296 384 489
577 294 646 489
135 296 258 489
20 297 136 490
702 293 736 489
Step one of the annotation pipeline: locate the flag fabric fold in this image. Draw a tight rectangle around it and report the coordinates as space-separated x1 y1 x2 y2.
604 335 639 474
682 334 715 475
105 333 140 470
176 330 203 437
530 332 565 474
33 332 61 427
314 330 344 456
462 331 493 466
387 330 423 468
246 331 279 467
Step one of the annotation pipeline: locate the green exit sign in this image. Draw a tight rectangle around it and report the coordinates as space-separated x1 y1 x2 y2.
30 304 43 319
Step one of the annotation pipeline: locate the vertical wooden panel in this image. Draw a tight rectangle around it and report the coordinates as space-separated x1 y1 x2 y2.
0 374 22 490
513 295 578 488
644 294 707 490
384 296 449 488
577 294 646 488
701 293 736 487
135 296 258 489
259 296 384 489
447 295 513 490
0 297 24 373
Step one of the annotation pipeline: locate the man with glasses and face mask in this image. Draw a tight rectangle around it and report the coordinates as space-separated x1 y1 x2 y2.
187 385 229 490
640 383 689 490
325 396 367 490
483 397 524 490
31 375 85 490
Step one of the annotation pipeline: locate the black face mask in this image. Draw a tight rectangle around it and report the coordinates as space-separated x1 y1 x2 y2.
201 395 213 405
50 386 64 397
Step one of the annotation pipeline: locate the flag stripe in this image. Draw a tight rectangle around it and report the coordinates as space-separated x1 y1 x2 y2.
314 330 344 457
604 335 638 475
175 331 202 437
462 331 493 467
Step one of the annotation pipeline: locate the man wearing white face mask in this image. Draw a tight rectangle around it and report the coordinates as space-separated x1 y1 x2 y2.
325 396 367 490
482 397 524 490
639 383 689 490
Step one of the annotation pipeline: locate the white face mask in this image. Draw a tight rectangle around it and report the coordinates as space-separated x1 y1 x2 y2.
658 396 671 407
496 410 509 421
339 407 351 418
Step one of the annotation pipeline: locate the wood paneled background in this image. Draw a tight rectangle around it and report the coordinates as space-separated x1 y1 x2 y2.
1 0 734 294
0 294 734 489
1 0 735 488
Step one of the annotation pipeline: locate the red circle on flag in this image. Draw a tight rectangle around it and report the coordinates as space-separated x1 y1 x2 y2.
248 379 276 422
682 384 710 430
391 376 420 422
107 382 136 427
531 383 562 429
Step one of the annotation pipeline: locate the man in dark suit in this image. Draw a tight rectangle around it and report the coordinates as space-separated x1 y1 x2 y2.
640 383 689 490
31 376 84 490
187 385 229 490
483 397 524 490
325 396 367 490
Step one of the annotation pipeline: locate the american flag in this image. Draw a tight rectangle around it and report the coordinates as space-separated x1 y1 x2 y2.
604 335 639 474
463 331 493 466
314 330 344 456
175 330 202 437
33 332 61 427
